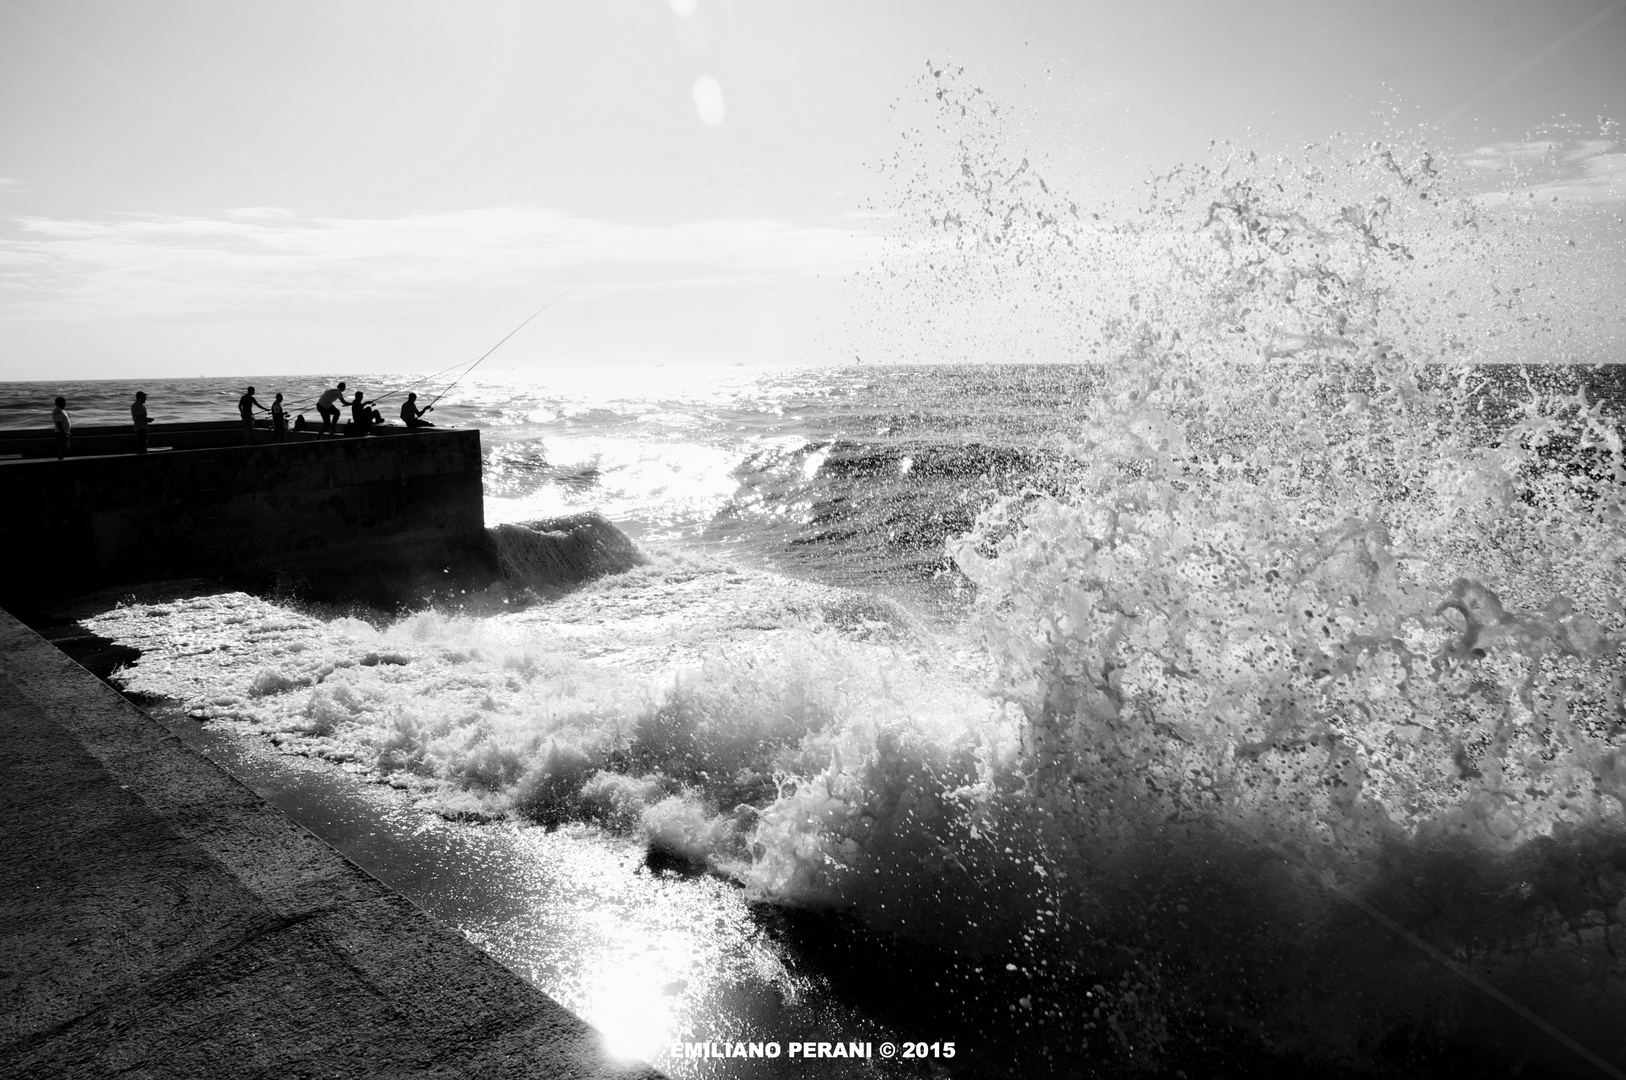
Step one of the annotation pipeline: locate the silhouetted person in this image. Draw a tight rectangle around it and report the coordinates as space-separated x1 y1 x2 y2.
271 392 287 442
239 386 264 443
52 396 71 459
293 413 308 433
400 393 435 429
131 391 149 455
316 381 347 435
349 390 379 435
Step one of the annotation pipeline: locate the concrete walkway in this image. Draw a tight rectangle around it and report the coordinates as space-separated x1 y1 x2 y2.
0 607 661 1080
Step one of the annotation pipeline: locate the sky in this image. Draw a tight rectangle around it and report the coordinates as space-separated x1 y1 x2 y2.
1 0 1623 379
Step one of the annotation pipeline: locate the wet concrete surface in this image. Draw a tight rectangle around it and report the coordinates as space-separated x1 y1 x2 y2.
0 606 661 1079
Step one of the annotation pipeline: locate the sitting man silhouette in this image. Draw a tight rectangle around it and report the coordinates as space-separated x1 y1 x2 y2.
400 393 436 429
348 390 382 434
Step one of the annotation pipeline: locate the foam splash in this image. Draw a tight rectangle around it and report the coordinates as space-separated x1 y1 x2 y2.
765 69 1626 1068
91 551 975 819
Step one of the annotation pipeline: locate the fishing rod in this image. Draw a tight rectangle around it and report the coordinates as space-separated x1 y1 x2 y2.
368 354 485 409
423 290 569 411
240 292 566 416
275 355 474 412
274 345 499 414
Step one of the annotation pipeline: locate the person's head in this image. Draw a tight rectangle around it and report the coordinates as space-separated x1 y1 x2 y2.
246 386 256 395
55 396 65 408
407 392 417 401
337 381 347 391
274 392 282 402
135 391 146 402
353 391 363 401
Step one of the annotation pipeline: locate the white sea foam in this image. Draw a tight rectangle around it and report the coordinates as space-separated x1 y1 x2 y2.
91 551 988 823
484 435 743 539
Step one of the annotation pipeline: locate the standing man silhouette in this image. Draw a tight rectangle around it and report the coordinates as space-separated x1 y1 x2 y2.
239 387 264 444
131 391 149 454
316 381 346 435
52 396 71 459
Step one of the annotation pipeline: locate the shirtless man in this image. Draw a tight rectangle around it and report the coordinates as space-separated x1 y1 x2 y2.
239 386 265 443
316 381 347 435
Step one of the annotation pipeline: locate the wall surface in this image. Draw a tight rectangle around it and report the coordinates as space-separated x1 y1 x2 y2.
0 420 328 459
0 427 489 607
0 606 658 1080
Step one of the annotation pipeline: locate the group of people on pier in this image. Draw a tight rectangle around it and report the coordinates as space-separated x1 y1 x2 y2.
242 382 437 441
298 382 436 437
46 380 436 459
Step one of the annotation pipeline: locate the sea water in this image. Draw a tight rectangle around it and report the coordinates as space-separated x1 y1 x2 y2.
15 82 1626 1076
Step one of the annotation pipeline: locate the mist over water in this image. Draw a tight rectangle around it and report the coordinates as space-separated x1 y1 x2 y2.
47 73 1626 1076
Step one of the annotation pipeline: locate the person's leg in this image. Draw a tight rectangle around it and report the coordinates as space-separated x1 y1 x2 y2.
136 428 147 455
56 433 67 459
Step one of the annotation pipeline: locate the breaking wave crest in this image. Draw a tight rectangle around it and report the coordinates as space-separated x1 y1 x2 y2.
487 513 647 594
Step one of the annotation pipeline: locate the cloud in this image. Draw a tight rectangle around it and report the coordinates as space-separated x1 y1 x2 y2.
223 206 296 220
1461 140 1558 169
1463 138 1626 207
0 206 879 320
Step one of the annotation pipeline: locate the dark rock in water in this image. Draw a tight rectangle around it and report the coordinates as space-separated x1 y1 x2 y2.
31 623 141 680
642 840 707 877
488 512 646 594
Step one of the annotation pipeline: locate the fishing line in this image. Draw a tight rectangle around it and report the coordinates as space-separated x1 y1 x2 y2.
268 355 483 413
425 290 570 411
1270 843 1626 1079
1441 0 1625 125
369 354 485 409
221 291 567 417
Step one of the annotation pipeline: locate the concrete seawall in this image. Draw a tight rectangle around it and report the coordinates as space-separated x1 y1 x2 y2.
0 424 491 608
0 606 661 1079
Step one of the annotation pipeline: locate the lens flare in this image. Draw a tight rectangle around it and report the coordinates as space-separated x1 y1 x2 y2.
692 76 725 127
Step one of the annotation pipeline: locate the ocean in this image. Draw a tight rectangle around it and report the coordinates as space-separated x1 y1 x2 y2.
10 110 1626 1077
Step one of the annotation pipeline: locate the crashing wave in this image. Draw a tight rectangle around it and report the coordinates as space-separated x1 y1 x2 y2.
487 512 647 594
